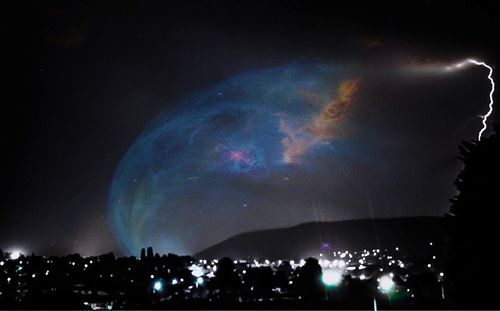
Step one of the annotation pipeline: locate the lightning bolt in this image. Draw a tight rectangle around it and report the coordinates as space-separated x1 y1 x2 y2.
468 60 495 141
445 59 495 140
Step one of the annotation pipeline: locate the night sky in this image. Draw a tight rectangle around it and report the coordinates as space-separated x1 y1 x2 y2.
2 0 499 256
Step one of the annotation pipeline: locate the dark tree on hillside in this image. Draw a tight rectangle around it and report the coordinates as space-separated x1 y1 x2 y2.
446 123 500 309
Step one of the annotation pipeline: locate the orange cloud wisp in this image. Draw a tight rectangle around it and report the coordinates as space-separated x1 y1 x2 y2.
280 79 361 164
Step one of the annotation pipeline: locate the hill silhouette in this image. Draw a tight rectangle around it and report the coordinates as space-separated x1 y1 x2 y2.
196 216 446 260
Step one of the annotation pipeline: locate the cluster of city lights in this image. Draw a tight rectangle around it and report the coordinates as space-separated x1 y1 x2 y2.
1 242 444 308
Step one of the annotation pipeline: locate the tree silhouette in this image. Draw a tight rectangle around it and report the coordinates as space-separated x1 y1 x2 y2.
446 123 500 309
212 257 241 302
294 257 323 302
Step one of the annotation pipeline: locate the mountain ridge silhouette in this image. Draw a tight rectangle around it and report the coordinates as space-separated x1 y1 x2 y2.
196 216 446 260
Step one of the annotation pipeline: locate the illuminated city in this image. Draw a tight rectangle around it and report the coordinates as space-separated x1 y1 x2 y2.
0 243 448 309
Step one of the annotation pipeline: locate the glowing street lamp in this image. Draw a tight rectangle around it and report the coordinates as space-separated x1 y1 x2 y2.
321 269 342 287
153 280 163 293
189 264 205 278
195 277 204 288
378 275 395 293
10 250 22 260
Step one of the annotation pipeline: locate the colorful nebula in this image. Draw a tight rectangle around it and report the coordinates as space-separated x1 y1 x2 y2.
108 63 374 255
108 60 484 256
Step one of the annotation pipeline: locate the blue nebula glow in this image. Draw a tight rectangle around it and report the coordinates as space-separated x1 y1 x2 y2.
108 63 381 255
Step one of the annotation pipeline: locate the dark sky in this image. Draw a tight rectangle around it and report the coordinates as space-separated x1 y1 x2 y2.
1 0 499 256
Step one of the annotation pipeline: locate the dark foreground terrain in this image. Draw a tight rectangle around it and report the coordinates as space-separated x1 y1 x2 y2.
0 217 451 309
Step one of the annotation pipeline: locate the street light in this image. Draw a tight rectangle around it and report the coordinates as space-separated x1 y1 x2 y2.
321 269 342 287
153 280 163 293
378 275 395 293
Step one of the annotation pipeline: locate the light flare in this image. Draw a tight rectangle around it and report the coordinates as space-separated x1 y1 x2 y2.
321 269 343 287
8 249 24 260
378 275 395 293
153 280 163 291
